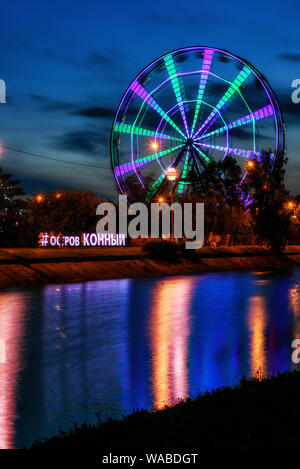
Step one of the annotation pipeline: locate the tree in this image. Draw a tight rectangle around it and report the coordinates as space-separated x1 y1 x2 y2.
188 157 253 245
241 151 290 251
0 167 26 247
24 189 105 246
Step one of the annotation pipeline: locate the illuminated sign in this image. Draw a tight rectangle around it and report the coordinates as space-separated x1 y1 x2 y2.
38 232 126 248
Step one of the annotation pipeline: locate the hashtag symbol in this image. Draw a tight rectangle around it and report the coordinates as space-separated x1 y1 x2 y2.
38 232 49 247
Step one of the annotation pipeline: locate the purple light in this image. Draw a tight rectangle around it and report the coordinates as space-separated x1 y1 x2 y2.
198 104 274 141
130 81 185 138
196 141 262 159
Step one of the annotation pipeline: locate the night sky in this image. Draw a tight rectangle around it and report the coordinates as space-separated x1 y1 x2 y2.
0 0 299 198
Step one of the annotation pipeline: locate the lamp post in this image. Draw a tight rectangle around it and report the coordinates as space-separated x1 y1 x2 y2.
166 166 178 241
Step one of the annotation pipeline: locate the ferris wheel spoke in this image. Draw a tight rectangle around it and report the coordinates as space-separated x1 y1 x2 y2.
190 49 214 137
193 144 213 164
192 65 252 139
197 104 274 141
177 153 191 196
196 141 262 159
164 54 190 137
145 171 166 201
130 81 186 138
114 143 185 177
113 122 185 142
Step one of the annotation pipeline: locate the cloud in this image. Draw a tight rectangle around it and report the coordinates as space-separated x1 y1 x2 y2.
29 94 115 120
29 94 78 112
41 48 122 73
41 49 80 67
74 106 115 119
276 91 300 124
51 129 108 155
278 53 300 62
90 51 121 66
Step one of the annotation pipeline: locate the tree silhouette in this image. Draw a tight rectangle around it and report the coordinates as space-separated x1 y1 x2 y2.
0 167 25 246
242 151 290 250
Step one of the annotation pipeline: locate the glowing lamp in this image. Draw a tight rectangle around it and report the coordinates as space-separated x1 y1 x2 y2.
166 167 178 181
36 194 44 203
151 141 158 150
158 196 165 203
246 160 254 169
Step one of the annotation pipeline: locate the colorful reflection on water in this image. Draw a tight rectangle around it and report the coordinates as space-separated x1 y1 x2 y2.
0 269 300 448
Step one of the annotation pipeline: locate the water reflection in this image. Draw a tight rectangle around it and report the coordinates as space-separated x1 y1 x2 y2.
0 270 300 448
247 296 267 377
150 278 194 408
0 292 26 449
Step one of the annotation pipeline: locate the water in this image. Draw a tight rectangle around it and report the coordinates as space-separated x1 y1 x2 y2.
1 269 300 448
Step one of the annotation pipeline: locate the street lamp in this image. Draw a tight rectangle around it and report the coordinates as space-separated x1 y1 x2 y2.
166 167 178 181
36 194 44 203
246 160 254 170
166 166 178 241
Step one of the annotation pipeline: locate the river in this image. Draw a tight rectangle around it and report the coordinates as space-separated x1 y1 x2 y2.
0 269 300 448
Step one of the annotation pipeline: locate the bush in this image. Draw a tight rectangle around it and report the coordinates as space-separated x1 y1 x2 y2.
141 239 179 261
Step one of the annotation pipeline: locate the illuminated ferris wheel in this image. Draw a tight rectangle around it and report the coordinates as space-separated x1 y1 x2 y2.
111 46 284 202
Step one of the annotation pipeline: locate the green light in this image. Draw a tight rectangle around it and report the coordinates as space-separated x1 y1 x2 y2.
113 122 184 142
194 146 211 164
164 54 189 136
115 143 184 176
177 153 190 196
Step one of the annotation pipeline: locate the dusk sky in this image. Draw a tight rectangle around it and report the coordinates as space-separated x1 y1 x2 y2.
0 0 299 198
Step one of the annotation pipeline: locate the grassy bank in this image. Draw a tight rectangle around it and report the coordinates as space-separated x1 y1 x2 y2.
0 246 300 288
31 370 300 449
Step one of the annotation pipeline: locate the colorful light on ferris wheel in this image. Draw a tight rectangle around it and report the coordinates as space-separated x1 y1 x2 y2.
111 46 284 203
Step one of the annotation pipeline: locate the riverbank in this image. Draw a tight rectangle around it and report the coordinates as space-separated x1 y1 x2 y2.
0 246 300 288
31 370 300 448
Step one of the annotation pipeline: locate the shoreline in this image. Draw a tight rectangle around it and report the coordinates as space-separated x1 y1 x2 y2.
0 246 300 288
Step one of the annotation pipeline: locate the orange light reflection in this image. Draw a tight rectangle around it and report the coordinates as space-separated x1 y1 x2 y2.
150 278 194 409
247 296 267 378
0 292 26 448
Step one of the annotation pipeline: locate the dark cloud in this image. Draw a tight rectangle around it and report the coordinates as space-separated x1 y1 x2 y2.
41 49 80 67
90 52 121 66
276 91 300 124
29 94 115 119
29 94 78 112
41 48 122 72
229 127 254 140
52 129 108 155
278 53 300 62
29 94 45 102
74 106 115 119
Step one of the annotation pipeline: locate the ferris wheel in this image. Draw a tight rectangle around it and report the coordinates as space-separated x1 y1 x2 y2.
111 46 284 202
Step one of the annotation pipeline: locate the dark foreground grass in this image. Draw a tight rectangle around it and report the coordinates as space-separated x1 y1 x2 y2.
31 371 300 449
